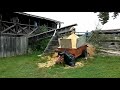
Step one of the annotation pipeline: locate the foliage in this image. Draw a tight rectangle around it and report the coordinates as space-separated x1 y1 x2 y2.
95 12 120 25
40 25 48 32
29 38 50 52
28 25 50 52
34 25 48 34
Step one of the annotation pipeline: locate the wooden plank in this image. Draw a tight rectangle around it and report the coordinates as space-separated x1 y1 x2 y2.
21 37 24 55
16 37 19 55
25 37 28 53
22 36 26 54
5 36 8 57
6 36 9 57
1 36 4 57
7 36 10 57
1 20 36 27
13 37 16 56
20 37 23 55
27 27 38 36
11 37 14 56
22 37 25 54
19 37 21 55
18 37 21 55
14 37 16 56
2 33 26 36
0 20 2 32
0 36 1 57
23 37 25 53
3 36 6 57
10 36 12 56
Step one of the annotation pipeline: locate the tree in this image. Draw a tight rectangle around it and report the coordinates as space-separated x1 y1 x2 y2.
95 12 119 25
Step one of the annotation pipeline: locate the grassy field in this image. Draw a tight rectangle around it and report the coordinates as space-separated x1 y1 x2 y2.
0 52 120 78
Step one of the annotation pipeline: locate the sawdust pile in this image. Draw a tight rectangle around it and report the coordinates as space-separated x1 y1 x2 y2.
38 53 58 68
87 44 95 57
38 60 55 68
38 52 85 68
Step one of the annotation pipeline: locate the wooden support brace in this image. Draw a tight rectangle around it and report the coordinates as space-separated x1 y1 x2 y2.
1 24 15 33
17 25 28 34
3 23 16 33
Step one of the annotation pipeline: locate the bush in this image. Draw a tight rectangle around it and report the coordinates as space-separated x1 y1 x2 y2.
28 25 50 52
29 38 50 52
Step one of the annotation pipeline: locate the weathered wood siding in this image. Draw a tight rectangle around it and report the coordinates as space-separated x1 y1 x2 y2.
0 35 28 57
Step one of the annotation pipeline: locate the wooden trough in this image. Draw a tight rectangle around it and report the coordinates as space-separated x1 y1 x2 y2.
56 44 87 58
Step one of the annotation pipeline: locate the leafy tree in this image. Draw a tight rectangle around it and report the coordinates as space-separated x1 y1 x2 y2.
95 12 119 25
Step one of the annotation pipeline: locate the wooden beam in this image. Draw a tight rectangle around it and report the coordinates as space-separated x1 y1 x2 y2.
28 24 78 42
17 25 28 34
1 20 36 27
27 27 38 36
1 24 15 33
0 20 2 32
0 15 2 32
28 19 30 31
2 33 26 36
1 20 14 24
59 23 61 28
3 23 16 34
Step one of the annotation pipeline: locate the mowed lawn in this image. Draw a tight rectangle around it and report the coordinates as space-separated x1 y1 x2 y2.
0 52 120 78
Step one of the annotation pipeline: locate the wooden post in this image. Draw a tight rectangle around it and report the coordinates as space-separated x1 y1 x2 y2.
0 14 2 33
29 19 30 33
16 17 19 33
59 23 61 28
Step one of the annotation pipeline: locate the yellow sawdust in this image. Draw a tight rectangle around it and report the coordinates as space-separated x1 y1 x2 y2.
38 53 58 68
38 53 85 69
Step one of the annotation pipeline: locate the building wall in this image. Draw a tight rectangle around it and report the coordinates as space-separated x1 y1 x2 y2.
96 34 120 50
99 41 120 50
0 35 28 57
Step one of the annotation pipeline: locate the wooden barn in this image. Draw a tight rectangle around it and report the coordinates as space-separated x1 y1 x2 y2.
93 29 120 50
0 12 62 57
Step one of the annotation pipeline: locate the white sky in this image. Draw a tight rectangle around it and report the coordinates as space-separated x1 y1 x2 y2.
25 12 120 32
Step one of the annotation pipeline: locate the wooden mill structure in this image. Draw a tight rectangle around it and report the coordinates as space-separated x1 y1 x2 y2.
0 12 77 57
0 12 62 57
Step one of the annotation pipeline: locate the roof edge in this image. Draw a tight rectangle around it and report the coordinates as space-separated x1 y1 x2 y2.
14 12 63 24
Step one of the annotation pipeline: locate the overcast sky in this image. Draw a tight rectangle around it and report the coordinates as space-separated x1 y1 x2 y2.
25 12 120 32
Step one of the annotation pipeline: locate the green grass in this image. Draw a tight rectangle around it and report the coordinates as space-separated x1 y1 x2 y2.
0 53 120 78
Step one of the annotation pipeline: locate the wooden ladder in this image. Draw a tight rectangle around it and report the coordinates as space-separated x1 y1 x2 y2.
43 29 59 54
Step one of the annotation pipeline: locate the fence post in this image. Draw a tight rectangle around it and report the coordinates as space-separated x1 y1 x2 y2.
85 30 88 42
